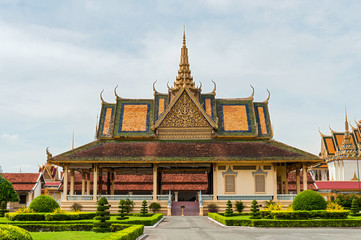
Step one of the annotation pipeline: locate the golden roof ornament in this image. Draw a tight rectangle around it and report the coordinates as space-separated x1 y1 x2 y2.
334 108 357 160
170 27 199 92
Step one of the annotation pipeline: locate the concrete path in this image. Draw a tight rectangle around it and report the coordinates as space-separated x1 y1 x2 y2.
144 216 361 240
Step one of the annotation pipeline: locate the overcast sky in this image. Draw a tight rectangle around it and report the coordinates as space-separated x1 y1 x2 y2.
1 0 361 173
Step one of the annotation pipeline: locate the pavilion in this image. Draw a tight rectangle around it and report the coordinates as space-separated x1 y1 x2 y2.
48 31 321 215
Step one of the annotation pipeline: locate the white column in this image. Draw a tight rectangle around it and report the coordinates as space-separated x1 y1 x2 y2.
273 164 278 201
285 170 289 194
93 164 98 201
302 164 308 191
63 165 68 201
213 163 217 201
153 164 158 201
70 169 74 195
86 172 90 195
81 171 86 195
175 191 179 202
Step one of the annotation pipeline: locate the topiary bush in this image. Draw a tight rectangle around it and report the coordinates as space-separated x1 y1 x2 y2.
29 195 59 213
93 197 111 232
350 198 359 216
250 200 261 219
125 199 134 214
140 200 148 216
235 200 244 213
224 200 233 217
149 202 161 213
0 224 33 240
292 190 327 211
117 199 129 220
71 202 82 212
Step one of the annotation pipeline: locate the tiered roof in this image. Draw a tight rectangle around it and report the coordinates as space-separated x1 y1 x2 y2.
320 112 361 160
48 30 320 166
2 173 44 191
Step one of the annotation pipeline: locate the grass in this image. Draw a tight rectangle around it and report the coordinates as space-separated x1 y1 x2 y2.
30 231 112 240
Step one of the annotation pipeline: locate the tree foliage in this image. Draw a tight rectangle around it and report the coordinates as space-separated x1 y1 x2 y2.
293 190 327 211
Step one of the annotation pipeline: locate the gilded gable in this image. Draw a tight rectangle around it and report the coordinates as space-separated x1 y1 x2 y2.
159 92 211 128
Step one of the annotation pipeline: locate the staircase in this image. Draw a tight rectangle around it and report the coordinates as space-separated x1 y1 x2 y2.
171 201 199 216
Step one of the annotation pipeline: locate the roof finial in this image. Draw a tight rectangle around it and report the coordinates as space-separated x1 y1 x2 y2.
345 105 349 131
183 25 186 47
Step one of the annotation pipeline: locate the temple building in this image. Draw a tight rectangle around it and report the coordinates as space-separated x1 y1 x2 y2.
48 31 320 215
317 113 361 199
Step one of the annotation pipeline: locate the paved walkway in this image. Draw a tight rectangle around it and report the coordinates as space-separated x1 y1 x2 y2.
144 216 361 240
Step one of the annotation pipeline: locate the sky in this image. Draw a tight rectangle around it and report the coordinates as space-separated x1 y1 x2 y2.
1 0 361 173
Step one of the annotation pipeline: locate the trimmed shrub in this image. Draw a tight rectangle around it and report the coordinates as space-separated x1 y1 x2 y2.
235 201 244 213
293 190 327 211
350 198 359 216
45 212 96 221
207 203 218 213
260 210 272 219
140 200 148 216
0 224 33 240
149 202 161 213
71 202 83 212
271 210 350 219
125 199 134 214
224 200 233 217
8 223 94 232
106 225 144 240
29 195 59 213
93 197 111 233
250 200 261 219
112 213 162 226
117 199 129 220
5 213 46 221
17 207 34 214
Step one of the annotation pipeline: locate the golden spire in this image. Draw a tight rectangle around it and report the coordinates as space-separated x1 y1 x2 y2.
171 27 198 92
345 106 349 132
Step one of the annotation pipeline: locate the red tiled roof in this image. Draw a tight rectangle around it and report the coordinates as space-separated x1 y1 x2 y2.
2 173 43 191
52 140 320 162
162 183 208 191
315 181 361 190
162 173 208 183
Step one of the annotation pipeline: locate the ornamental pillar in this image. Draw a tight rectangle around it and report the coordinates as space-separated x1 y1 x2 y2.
62 165 68 201
93 164 98 201
70 169 74 195
81 171 86 195
296 168 300 194
153 164 158 201
285 170 289 194
302 164 308 191
86 172 91 195
273 164 278 201
213 163 218 201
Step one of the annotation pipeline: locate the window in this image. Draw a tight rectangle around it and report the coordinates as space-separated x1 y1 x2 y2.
225 175 235 193
263 165 272 170
255 175 265 193
233 166 256 170
19 194 27 204
218 166 226 170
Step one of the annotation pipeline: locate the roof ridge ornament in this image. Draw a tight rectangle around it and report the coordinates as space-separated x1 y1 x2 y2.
153 80 158 95
211 80 216 95
329 124 337 133
114 85 120 99
263 89 271 104
318 127 326 137
46 147 52 160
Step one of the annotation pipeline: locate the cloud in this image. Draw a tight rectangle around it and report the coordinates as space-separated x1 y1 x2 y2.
0 133 19 143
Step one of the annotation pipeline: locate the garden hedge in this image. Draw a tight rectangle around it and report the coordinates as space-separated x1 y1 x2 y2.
45 212 96 221
106 225 144 240
208 213 361 227
271 210 350 220
28 195 59 213
0 224 33 240
112 213 163 226
5 213 46 221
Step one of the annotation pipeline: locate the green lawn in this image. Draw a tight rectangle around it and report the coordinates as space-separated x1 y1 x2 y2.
31 231 112 240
